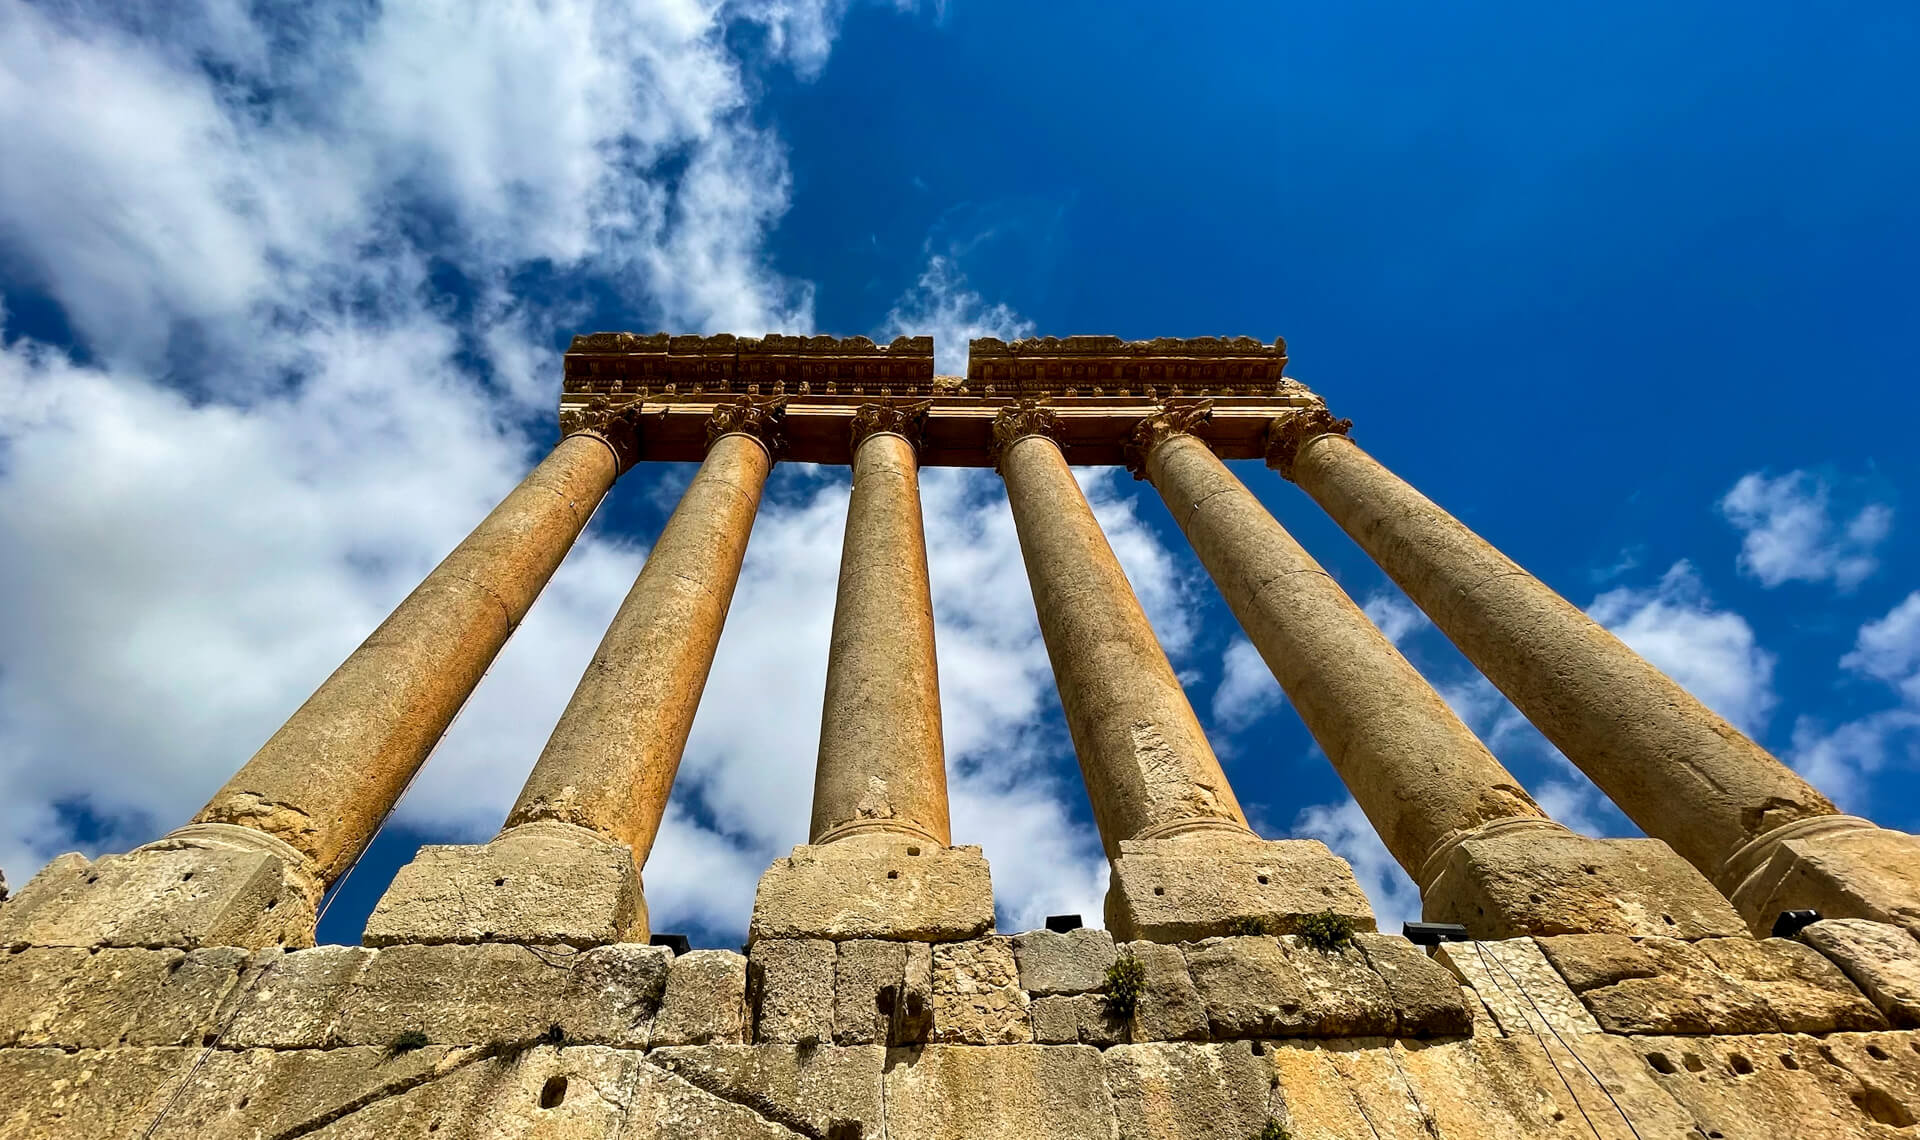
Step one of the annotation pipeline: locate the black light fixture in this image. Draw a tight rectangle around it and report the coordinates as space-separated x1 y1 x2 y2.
1770 909 1822 939
1045 914 1084 933
650 933 692 955
1402 921 1470 947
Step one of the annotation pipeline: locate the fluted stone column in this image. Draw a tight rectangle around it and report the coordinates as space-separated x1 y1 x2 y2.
367 403 786 948
997 402 1374 941
1132 409 1745 938
1273 408 1920 937
749 404 992 945
0 423 630 949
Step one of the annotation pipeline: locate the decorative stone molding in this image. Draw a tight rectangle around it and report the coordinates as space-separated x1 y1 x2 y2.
565 332 935 399
559 398 649 473
1121 401 1214 480
1263 405 1353 481
969 335 1288 397
988 400 1062 471
706 397 790 458
849 400 934 452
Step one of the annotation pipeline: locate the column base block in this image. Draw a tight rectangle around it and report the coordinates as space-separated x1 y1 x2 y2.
748 836 994 944
1726 818 1920 939
1422 828 1746 940
1104 832 1376 943
0 824 320 950
363 822 647 948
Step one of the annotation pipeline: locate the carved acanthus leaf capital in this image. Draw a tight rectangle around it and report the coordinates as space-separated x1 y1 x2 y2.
1264 406 1352 482
988 399 1062 470
1122 401 1214 481
559 398 651 473
706 397 790 458
850 400 934 452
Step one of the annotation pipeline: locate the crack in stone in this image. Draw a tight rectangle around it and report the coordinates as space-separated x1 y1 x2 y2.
261 1039 537 1140
637 1054 819 1139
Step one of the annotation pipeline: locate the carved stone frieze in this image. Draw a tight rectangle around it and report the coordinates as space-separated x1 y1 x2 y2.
849 400 934 452
988 400 1062 470
559 399 650 473
1264 406 1353 482
565 332 936 399
968 335 1288 396
1121 402 1214 481
706 397 790 457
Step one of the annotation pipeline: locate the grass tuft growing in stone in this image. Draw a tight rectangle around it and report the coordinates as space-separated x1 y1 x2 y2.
1295 909 1355 952
386 1029 429 1055
1255 1120 1292 1140
1104 953 1147 1019
1226 915 1271 937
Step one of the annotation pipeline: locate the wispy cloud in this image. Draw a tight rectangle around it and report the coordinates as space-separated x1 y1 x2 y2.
1719 470 1893 591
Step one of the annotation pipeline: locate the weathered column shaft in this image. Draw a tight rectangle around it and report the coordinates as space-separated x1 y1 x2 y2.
998 417 1247 855
194 432 621 884
812 420 950 845
1273 414 1836 886
506 430 772 863
1141 424 1548 883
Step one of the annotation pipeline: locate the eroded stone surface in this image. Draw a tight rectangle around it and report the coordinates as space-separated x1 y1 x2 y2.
653 950 749 1047
749 938 834 1046
883 1044 1114 1140
1435 937 1601 1037
1800 919 1920 1028
1105 1041 1273 1140
931 937 1031 1045
1694 936 1886 1033
1732 822 1920 940
1119 940 1208 1043
0 947 88 1046
1011 927 1115 996
45 945 249 1048
833 939 905 1045
1355 933 1475 1037
649 1043 884 1139
748 840 992 943
1106 833 1375 942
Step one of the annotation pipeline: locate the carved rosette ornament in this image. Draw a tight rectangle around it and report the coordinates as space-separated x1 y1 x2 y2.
558 399 646 474
988 399 1062 471
706 397 790 458
1122 401 1215 481
849 400 934 453
1264 406 1353 482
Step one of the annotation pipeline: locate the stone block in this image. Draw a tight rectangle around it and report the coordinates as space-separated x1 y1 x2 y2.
931 936 1032 1044
1183 935 1397 1039
1634 1033 1918 1140
1728 819 1920 939
1800 918 1920 1027
1814 1029 1920 1125
147 1043 462 1138
1354 933 1474 1037
749 938 835 1045
649 1043 885 1139
1105 1041 1274 1140
748 838 994 943
1435 937 1601 1037
896 940 935 1045
361 822 647 948
1423 830 1747 939
334 941 668 1048
1566 938 1776 1035
834 938 906 1045
1104 833 1375 943
1534 932 1660 992
1120 940 1208 1042
1694 935 1887 1033
36 946 250 1048
1030 993 1126 1046
0 1046 198 1137
0 946 88 1045
652 949 750 1047
882 1044 1116 1140
1387 1033 1697 1140
1011 927 1116 995
0 827 318 951
221 944 373 1048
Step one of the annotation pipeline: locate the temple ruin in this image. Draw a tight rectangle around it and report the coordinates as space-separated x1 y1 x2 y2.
2 333 1918 1137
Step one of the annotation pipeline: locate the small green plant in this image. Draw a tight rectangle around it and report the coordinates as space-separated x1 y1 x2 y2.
1104 953 1147 1019
1255 1120 1292 1140
387 1029 429 1055
1226 915 1271 937
1296 909 1356 951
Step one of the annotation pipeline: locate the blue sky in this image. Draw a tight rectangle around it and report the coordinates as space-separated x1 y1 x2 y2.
1 0 1915 949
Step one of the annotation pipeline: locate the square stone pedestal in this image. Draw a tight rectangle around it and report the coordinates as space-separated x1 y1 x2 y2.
1727 819 1920 939
1103 831 1376 942
1422 827 1747 940
748 836 994 944
0 824 320 950
363 822 646 948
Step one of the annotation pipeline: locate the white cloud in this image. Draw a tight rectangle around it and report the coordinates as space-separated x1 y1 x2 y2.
1360 591 1428 647
884 255 1035 376
1588 560 1777 737
1291 797 1421 932
1787 591 1920 812
1212 637 1283 733
1841 591 1920 706
1719 470 1892 591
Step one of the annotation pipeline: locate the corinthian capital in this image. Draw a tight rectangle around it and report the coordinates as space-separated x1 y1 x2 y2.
850 400 934 452
988 400 1062 470
706 397 790 458
1264 406 1353 482
1122 401 1214 481
559 399 648 473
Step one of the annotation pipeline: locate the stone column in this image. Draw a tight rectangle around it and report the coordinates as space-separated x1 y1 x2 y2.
997 402 1374 941
1273 408 1920 937
0 417 632 949
748 404 992 945
367 402 786 948
1133 409 1745 939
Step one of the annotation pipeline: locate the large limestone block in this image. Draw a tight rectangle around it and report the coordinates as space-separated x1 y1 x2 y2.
362 823 647 948
653 950 750 1047
1694 935 1886 1033
1265 1038 1437 1140
748 839 993 943
749 938 835 1045
1423 830 1747 939
931 937 1032 1044
1105 833 1375 942
334 942 668 1048
882 1044 1115 1140
1119 940 1208 1042
0 828 318 951
833 939 906 1045
0 1046 198 1138
1011 927 1116 995
1104 1041 1273 1140
222 945 375 1048
1801 919 1920 1027
41 945 249 1048
648 1044 884 1139
1354 933 1474 1037
1815 1030 1920 1127
896 941 935 1045
1634 1033 1917 1139
1542 937 1776 1035
142 1044 464 1139
1389 1034 1697 1140
1732 822 1920 939
0 947 88 1045
1434 938 1601 1037
1184 936 1397 1039
1029 993 1127 1046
